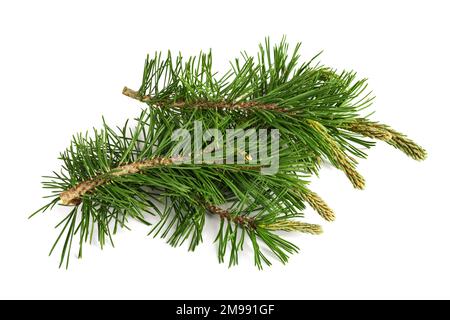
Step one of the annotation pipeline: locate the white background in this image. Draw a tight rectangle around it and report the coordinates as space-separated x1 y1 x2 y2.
0 0 449 300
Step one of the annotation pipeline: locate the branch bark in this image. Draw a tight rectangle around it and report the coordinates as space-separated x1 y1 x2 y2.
60 157 174 205
206 204 257 230
122 86 287 111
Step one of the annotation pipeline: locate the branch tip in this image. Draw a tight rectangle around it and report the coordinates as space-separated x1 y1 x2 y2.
303 191 336 222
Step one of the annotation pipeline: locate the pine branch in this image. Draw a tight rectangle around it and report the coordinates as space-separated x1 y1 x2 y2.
207 203 322 268
123 37 425 190
32 106 326 268
31 37 426 269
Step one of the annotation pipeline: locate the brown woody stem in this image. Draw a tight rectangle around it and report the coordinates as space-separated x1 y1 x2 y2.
60 157 175 206
206 204 257 230
206 204 323 235
122 86 286 111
